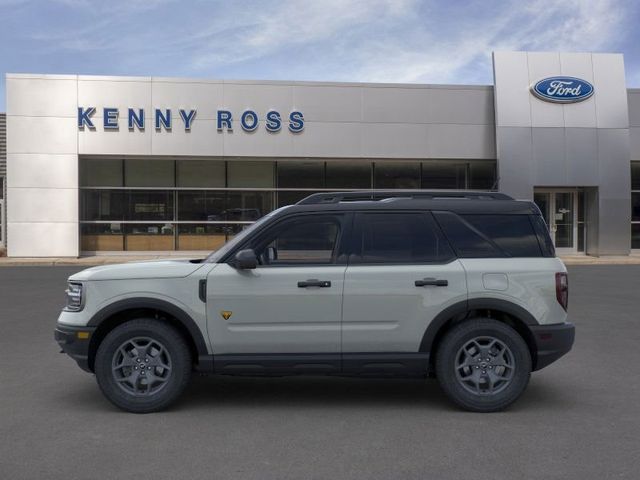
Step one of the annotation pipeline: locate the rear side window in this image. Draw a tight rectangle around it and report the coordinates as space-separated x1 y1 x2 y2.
433 211 501 258
434 212 546 258
351 212 454 264
461 215 543 257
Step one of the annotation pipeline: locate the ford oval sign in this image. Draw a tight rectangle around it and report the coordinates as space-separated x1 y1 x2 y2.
531 76 594 103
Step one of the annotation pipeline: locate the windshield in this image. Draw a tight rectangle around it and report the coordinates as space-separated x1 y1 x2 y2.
204 206 292 263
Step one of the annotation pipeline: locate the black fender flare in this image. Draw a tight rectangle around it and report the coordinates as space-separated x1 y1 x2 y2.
419 298 539 353
87 297 208 356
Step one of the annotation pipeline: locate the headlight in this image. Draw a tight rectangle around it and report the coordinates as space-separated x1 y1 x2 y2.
64 282 84 311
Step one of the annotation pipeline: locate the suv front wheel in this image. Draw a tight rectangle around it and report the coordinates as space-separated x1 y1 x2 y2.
435 318 531 412
95 319 192 413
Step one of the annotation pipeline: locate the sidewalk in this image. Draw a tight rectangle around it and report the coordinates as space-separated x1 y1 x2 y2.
1 254 640 266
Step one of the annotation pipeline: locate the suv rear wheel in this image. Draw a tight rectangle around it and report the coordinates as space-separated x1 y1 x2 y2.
95 319 192 413
435 318 531 412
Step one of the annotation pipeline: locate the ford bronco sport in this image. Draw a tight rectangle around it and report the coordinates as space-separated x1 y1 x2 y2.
55 191 575 413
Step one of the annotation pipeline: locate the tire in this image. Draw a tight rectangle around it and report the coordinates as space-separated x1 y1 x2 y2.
95 319 192 413
435 318 531 412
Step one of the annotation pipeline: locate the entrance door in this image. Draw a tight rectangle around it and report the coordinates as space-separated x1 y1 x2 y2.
534 190 580 254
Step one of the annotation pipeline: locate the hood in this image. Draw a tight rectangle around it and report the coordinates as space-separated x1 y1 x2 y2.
69 259 207 282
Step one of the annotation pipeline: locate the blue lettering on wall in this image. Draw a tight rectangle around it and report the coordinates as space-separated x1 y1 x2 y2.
288 111 304 133
78 107 304 134
128 108 145 130
103 108 119 129
78 107 96 129
179 109 197 131
155 109 172 130
241 110 259 132
265 110 282 132
217 110 233 131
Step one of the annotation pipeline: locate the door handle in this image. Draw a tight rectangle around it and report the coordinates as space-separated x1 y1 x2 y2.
415 278 448 287
297 279 331 288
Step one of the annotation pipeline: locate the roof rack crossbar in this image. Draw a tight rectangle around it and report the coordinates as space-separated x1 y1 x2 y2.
296 190 513 205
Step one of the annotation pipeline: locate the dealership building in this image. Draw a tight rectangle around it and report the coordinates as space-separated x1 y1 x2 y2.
1 50 640 257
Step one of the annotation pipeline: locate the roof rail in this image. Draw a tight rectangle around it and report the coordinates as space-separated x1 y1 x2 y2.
296 190 513 205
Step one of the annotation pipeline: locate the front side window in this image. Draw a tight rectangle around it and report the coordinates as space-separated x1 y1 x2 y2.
351 212 454 264
253 215 342 265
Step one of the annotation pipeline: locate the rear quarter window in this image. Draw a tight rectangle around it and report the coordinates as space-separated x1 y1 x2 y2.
434 212 547 258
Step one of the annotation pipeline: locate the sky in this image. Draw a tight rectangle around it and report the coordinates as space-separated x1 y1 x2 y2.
1 0 639 111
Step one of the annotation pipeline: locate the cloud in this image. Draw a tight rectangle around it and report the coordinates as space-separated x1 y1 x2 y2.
1 0 638 90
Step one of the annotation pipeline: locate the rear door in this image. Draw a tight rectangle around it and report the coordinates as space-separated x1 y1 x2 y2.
341 211 467 355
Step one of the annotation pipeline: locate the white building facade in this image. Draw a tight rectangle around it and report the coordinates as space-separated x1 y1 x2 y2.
3 51 640 257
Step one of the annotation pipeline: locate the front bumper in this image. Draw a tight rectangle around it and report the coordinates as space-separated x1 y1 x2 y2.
54 324 96 373
530 322 575 371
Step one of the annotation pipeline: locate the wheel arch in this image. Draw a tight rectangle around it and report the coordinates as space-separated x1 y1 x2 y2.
86 298 209 372
421 298 539 371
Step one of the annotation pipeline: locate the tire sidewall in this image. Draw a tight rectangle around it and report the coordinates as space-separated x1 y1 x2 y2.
436 319 532 412
95 319 191 413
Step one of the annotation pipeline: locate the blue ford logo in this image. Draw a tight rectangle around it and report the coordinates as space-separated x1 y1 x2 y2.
531 76 594 103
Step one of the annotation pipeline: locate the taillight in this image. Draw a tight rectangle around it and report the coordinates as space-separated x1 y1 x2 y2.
555 272 568 311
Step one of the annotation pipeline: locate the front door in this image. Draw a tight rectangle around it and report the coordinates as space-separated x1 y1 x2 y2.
206 213 349 357
534 190 579 254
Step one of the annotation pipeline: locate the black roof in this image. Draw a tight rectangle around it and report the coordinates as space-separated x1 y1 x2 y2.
277 190 540 216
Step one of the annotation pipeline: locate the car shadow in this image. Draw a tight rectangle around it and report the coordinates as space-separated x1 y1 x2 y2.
50 374 575 414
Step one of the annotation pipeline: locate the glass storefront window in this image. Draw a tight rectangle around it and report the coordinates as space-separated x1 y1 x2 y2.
80 223 124 251
374 162 420 189
633 224 640 250
226 191 273 220
127 190 174 221
177 224 231 251
178 191 226 221
81 190 125 221
632 162 640 190
177 160 225 188
277 191 320 208
325 162 371 189
125 159 175 187
227 161 274 188
632 192 640 222
468 162 497 190
277 162 324 189
81 158 123 187
422 163 466 189
124 223 174 251
79 157 500 252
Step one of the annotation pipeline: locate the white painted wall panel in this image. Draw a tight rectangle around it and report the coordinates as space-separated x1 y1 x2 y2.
7 76 77 118
527 52 564 128
493 51 532 127
78 79 152 119
7 222 79 257
560 52 597 128
592 54 629 129
151 81 223 120
293 85 362 123
7 116 77 155
7 187 78 223
8 154 78 188
361 123 427 158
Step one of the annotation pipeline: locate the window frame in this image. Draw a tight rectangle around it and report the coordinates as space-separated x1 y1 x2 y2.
348 210 456 266
226 211 353 267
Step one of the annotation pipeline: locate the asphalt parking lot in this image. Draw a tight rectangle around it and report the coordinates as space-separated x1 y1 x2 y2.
0 265 639 480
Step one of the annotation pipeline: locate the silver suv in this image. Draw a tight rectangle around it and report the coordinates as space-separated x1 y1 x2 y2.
55 191 575 413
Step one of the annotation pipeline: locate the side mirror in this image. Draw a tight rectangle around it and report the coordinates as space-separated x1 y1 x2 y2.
234 249 258 270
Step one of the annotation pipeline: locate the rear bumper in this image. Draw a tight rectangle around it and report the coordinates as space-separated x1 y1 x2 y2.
54 324 96 373
530 322 575 371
